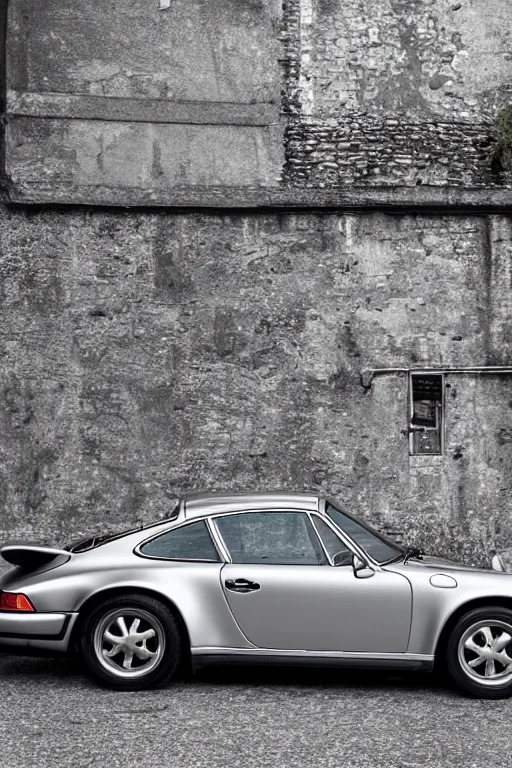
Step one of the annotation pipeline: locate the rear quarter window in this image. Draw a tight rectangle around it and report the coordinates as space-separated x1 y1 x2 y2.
139 520 219 561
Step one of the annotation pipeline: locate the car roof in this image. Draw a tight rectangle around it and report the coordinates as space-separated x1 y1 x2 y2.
183 491 320 520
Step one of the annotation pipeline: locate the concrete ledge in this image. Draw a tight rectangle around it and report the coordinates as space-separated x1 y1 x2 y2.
6 90 279 127
6 181 512 211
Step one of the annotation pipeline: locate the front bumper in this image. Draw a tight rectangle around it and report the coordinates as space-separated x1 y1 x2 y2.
0 611 79 653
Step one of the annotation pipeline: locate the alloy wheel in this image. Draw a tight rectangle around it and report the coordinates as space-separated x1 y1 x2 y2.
458 620 512 686
93 608 166 679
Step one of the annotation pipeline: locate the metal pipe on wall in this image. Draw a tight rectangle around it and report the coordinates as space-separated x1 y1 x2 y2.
361 366 512 388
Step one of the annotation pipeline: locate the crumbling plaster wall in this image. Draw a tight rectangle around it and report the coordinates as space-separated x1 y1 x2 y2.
8 0 280 102
0 205 511 564
4 0 284 200
281 0 512 187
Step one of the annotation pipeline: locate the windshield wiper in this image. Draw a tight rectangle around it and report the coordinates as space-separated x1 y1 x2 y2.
403 546 424 564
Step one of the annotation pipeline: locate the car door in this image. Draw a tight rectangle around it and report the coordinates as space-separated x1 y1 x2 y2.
214 510 412 653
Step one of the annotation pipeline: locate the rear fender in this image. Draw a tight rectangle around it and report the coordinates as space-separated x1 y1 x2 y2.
12 562 252 651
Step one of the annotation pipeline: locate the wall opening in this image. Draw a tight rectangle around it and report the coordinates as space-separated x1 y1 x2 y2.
409 373 444 455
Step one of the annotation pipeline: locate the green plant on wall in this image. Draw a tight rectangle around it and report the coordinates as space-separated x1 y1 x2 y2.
491 105 512 173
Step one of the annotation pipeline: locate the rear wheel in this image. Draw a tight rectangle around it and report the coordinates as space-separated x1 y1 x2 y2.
80 594 181 690
446 606 512 698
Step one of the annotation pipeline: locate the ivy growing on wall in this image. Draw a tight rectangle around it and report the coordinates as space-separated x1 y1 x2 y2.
491 105 512 173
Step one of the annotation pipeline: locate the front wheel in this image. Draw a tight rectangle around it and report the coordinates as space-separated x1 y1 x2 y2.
80 594 181 690
446 606 512 698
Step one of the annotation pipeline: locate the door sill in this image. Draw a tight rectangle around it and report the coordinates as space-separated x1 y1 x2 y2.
191 647 434 672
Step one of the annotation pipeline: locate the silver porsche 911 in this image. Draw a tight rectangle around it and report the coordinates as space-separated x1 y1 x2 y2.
1 491 512 698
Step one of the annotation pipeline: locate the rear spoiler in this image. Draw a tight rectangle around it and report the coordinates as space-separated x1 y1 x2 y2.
0 545 71 570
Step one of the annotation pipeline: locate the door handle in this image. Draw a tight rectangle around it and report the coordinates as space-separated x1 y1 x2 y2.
225 578 260 593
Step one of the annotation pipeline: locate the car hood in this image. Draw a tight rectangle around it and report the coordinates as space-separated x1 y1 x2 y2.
419 555 482 569
396 554 502 575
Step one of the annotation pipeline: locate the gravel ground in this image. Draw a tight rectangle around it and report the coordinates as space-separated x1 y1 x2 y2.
0 656 510 768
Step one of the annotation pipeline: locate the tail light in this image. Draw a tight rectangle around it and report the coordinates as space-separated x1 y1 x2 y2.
0 592 35 612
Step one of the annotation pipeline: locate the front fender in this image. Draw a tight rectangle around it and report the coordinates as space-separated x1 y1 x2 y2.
389 564 512 655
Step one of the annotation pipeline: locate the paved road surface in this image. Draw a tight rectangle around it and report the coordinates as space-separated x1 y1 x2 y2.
0 656 510 768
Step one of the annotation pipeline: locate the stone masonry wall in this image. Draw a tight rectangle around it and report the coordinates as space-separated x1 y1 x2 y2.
281 0 512 187
1 205 512 565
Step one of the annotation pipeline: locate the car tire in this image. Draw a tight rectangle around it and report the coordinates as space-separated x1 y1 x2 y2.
79 594 182 690
446 606 512 699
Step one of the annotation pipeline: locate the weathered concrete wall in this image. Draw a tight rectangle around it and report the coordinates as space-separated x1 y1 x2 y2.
282 0 512 187
4 0 512 203
0 204 511 564
8 0 280 102
7 117 282 190
4 0 284 200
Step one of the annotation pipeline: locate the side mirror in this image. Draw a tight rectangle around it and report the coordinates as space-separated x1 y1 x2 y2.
332 551 351 567
352 553 375 579
492 553 506 572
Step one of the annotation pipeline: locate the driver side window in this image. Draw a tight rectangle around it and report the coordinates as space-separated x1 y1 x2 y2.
215 511 327 565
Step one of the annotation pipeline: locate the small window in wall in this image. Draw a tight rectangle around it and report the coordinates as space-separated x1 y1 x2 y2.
409 373 444 455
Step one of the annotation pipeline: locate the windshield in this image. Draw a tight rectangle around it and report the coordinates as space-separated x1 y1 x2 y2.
325 503 403 564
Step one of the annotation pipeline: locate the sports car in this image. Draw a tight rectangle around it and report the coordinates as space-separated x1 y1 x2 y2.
1 491 512 697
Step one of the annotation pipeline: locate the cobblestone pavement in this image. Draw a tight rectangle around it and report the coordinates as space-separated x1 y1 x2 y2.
0 656 510 768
